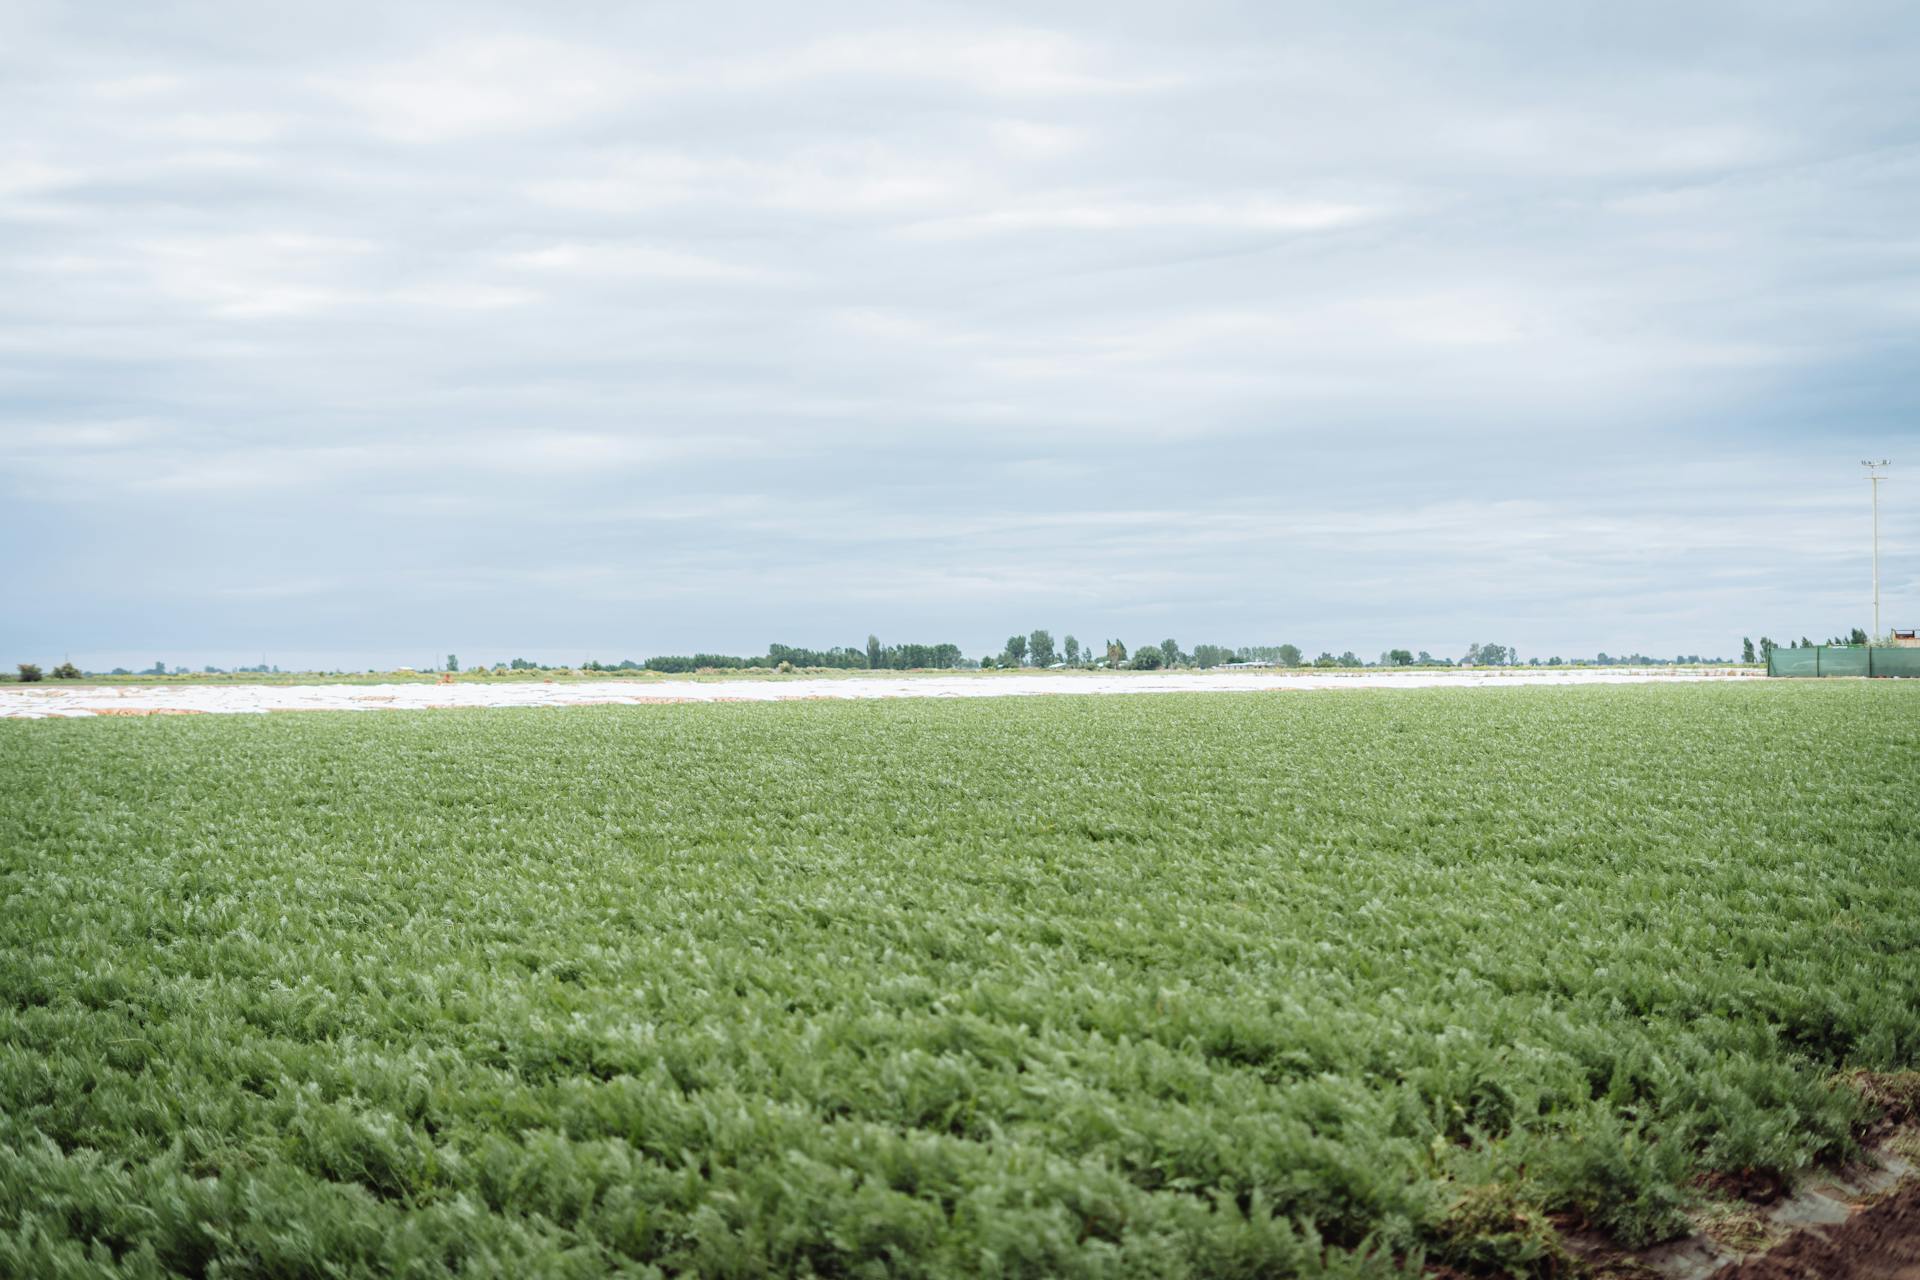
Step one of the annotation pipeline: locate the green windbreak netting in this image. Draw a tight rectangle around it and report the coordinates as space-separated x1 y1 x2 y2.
1768 648 1819 676
1871 647 1920 677
1822 647 1871 676
1767 645 1920 677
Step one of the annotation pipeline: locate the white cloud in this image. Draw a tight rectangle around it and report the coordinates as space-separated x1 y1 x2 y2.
988 119 1085 157
504 243 785 283
1 1 1915 661
527 145 980 218
762 28 1175 97
904 198 1378 238
321 36 642 142
119 232 378 318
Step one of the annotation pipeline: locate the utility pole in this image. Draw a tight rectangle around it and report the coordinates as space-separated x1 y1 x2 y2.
1863 460 1891 641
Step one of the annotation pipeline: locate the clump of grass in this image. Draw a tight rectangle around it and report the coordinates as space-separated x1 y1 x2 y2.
1694 1201 1776 1253
1842 1070 1920 1127
1434 1183 1570 1276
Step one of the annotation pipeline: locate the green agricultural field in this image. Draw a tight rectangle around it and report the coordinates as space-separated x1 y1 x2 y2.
2 686 1916 1278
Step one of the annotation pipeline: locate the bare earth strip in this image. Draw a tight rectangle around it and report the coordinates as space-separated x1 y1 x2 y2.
0 668 1762 718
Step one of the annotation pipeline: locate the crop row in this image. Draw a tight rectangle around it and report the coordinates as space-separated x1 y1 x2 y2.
1 685 1916 1276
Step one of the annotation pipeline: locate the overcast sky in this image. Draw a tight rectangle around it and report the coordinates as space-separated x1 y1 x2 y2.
3 1 1916 669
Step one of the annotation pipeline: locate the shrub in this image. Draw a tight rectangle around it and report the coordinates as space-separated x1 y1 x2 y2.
16 663 43 682
51 662 81 679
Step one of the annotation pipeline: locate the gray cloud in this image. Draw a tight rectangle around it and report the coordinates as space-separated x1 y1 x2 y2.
3 0 1917 668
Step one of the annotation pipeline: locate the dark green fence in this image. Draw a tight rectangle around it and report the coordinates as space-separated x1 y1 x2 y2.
1768 646 1920 677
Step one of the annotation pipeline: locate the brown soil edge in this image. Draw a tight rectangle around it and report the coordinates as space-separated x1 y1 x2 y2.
1714 1178 1920 1279
1457 1134 1920 1280
1556 1074 1920 1280
1426 1075 1920 1278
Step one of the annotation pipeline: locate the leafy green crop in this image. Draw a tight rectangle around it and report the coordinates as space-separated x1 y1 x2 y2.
2 685 1916 1277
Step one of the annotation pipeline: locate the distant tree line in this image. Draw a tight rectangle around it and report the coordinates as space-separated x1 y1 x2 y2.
571 639 968 675
980 633 1445 670
980 632 1436 670
969 632 1750 671
14 634 1772 684
627 654 766 674
11 661 82 682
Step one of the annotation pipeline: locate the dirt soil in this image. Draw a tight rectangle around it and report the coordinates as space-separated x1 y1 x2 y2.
1717 1180 1920 1279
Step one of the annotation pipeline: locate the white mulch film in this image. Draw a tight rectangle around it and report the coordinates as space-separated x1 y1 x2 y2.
0 668 1763 718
